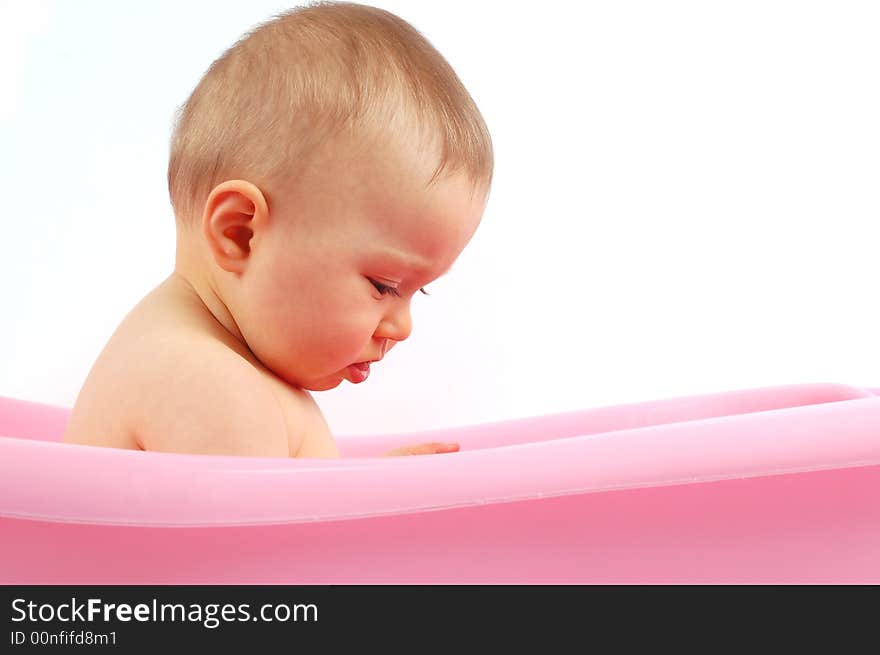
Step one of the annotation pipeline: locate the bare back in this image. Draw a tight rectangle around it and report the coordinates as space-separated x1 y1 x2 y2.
63 275 340 458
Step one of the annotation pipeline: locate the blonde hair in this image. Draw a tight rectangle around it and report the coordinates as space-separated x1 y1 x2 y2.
167 1 494 224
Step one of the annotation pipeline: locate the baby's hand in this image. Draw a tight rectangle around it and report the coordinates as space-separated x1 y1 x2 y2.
383 442 460 457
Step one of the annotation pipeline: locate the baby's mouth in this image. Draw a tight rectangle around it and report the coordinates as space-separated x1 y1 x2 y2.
347 361 371 383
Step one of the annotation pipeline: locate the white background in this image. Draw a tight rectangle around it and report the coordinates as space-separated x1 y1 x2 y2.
1 0 878 435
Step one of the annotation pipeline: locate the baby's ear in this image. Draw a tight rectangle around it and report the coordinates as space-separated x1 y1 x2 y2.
201 180 269 273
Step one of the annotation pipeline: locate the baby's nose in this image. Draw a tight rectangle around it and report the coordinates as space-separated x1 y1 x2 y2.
377 303 412 343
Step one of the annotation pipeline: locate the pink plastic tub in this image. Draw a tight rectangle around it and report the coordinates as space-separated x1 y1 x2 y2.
1 382 879 583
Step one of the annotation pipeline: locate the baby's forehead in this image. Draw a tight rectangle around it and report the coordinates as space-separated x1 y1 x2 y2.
319 108 442 172
280 132 442 212
272 119 483 243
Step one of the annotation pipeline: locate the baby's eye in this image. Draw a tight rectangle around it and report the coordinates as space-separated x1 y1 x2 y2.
369 280 429 297
370 279 401 297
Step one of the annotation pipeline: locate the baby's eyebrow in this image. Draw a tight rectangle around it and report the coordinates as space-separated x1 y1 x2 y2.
381 249 452 278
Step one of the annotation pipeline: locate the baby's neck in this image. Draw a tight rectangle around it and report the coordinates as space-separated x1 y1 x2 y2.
172 238 246 346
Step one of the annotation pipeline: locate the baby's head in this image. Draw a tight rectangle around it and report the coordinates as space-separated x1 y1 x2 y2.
167 2 493 391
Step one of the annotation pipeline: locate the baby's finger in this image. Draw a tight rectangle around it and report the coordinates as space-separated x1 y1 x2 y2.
417 442 459 454
383 442 460 456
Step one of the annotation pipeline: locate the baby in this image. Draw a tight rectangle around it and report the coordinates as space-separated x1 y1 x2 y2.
63 2 493 458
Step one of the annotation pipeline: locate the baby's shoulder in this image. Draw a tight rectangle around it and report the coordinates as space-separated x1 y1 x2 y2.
66 279 318 457
132 331 296 457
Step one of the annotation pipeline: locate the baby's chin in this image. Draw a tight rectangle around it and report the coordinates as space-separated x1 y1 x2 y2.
269 365 354 392
300 378 345 391
286 370 349 392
